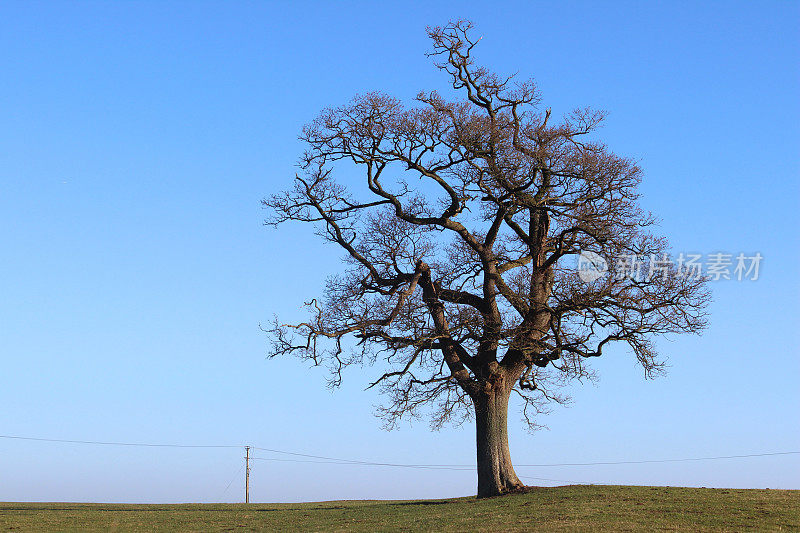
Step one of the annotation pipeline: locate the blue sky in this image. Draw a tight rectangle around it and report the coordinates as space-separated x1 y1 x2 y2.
0 1 798 503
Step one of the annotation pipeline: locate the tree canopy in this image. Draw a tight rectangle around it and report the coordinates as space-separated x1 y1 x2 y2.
264 20 709 439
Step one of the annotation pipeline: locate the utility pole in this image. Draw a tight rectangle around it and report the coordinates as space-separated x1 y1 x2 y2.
245 446 251 504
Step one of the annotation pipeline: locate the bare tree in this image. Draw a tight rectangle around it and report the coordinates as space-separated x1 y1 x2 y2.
264 20 710 497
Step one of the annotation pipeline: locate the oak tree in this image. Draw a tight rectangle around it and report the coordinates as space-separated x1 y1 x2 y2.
264 20 709 497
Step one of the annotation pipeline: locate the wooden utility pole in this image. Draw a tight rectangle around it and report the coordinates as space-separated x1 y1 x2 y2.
245 446 250 504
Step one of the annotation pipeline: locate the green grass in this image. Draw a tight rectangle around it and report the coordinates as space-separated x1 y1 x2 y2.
1 485 798 532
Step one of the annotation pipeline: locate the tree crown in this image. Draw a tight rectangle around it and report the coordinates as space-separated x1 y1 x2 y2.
264 20 709 430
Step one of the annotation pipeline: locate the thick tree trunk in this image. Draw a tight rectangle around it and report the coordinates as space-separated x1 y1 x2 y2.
473 385 525 498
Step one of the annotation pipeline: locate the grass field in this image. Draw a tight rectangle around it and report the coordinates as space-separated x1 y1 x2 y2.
1 485 798 532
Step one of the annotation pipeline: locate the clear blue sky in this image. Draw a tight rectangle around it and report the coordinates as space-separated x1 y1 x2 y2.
0 1 798 503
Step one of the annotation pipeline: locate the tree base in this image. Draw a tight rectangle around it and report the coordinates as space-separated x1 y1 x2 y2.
476 484 532 499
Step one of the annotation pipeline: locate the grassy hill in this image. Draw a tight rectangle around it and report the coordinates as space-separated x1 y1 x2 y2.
1 485 798 532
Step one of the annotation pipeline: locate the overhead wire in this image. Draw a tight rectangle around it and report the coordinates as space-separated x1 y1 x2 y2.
1 435 797 472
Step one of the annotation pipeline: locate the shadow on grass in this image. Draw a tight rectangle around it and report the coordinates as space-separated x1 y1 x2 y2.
391 501 451 507
255 506 347 512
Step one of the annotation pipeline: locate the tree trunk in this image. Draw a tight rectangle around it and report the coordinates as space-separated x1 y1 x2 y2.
473 385 525 498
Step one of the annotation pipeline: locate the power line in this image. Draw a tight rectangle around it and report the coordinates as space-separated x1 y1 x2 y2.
250 457 592 483
4 433 795 495
220 463 245 499
514 451 800 467
250 456 475 471
250 446 474 468
249 456 592 485
251 446 383 465
251 457 385 466
251 447 800 469
1 434 797 469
